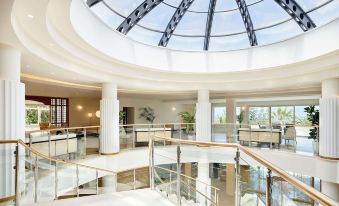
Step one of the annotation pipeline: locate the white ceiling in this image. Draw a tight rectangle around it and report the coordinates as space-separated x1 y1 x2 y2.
0 0 338 96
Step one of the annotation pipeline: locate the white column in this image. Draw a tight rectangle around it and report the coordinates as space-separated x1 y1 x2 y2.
226 98 236 142
319 78 339 159
0 44 25 198
196 90 211 142
196 162 211 205
100 83 119 154
241 106 249 127
321 181 339 202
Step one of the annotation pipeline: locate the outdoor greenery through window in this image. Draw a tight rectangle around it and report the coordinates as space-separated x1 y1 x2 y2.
213 106 226 124
25 105 50 125
271 106 294 125
249 107 270 125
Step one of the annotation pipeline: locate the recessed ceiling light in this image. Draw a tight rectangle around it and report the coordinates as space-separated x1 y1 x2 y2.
27 14 34 19
50 72 55 75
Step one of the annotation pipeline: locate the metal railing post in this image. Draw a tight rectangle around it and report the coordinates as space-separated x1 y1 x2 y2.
48 132 51 159
266 169 272 206
34 155 38 203
76 165 79 197
133 169 136 190
15 143 20 205
176 145 181 206
84 128 87 157
132 126 135 149
169 171 172 194
66 129 69 160
235 148 240 206
187 178 191 200
95 170 99 195
149 137 154 190
179 124 182 140
55 162 58 200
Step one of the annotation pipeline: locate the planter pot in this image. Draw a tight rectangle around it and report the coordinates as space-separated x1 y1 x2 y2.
313 140 319 155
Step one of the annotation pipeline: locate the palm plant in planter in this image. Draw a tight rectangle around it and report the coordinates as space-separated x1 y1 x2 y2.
178 111 195 135
304 105 319 154
139 107 156 125
237 111 244 127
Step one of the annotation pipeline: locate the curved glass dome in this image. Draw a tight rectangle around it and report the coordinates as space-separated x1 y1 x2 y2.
86 0 339 51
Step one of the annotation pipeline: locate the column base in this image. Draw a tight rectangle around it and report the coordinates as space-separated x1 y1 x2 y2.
100 152 119 155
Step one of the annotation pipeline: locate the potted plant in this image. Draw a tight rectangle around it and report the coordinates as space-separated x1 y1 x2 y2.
119 111 126 124
237 111 244 127
178 111 195 139
304 105 319 154
139 107 156 125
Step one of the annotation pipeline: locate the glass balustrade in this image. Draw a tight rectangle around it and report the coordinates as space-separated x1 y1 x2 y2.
149 135 337 206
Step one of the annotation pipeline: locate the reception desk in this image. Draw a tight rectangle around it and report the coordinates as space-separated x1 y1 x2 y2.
238 128 281 145
135 128 172 144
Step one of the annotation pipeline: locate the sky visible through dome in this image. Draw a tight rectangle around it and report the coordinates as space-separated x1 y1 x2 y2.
88 0 339 51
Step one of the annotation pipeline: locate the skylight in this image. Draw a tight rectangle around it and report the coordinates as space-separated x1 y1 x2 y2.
86 0 339 51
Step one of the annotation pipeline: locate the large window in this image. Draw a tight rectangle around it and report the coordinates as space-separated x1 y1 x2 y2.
213 106 226 124
50 98 68 127
25 105 50 125
249 107 270 125
271 106 294 125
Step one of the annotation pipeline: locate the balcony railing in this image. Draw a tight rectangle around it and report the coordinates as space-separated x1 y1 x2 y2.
148 135 337 206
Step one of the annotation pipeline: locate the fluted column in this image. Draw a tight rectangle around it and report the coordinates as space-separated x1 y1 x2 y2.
196 162 211 205
319 78 339 160
0 44 24 198
100 83 119 154
196 90 211 142
226 98 236 142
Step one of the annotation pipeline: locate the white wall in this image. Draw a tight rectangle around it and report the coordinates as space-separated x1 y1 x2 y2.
119 97 194 124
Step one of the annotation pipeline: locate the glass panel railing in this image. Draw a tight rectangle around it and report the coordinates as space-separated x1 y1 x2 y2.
149 135 338 206
0 140 117 205
25 126 101 161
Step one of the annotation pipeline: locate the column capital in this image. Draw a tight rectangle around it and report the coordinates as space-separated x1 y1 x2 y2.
102 83 117 100
197 90 209 103
322 78 339 98
0 44 21 81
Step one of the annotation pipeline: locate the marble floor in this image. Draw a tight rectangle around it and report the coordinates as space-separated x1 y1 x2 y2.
22 189 173 206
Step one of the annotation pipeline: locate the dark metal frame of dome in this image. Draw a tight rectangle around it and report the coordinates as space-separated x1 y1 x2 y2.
273 0 316 31
203 0 217 50
87 0 318 50
158 0 195 47
236 0 257 46
116 0 164 35
86 0 101 7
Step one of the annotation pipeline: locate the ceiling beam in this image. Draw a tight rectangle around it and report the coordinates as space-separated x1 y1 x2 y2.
117 0 163 35
274 0 316 31
158 0 195 47
203 0 217 50
86 0 102 7
236 0 258 46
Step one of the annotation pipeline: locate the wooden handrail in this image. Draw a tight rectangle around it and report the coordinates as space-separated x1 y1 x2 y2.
151 135 339 206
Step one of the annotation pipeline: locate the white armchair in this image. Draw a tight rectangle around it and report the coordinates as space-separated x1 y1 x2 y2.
283 126 297 146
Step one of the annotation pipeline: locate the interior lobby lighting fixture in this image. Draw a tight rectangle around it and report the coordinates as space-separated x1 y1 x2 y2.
171 106 176 111
27 14 34 19
87 113 93 117
95 110 100 118
77 105 83 110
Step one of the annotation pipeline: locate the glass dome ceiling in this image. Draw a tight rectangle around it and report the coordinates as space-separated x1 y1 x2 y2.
86 0 339 51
